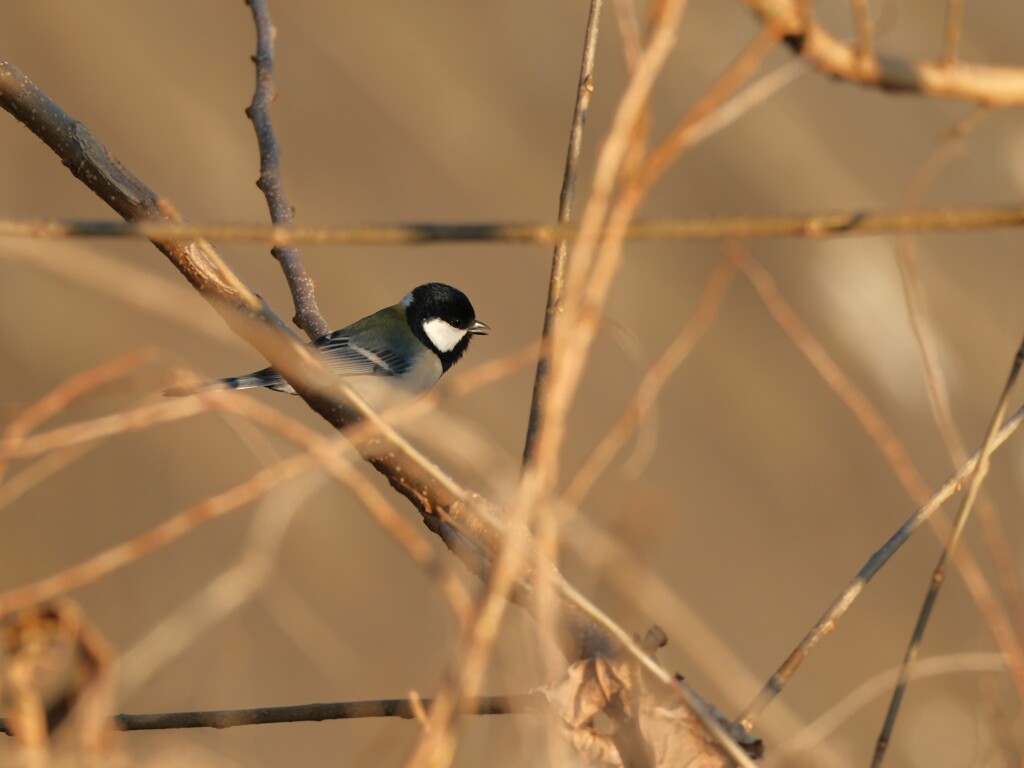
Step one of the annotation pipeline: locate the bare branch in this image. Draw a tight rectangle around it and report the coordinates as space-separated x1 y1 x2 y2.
871 333 1024 767
0 694 546 734
734 251 1024 729
746 0 1024 104
3 205 1024 245
0 58 527 644
523 0 604 465
244 0 329 339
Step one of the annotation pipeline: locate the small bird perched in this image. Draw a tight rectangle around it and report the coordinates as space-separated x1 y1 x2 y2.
169 283 488 401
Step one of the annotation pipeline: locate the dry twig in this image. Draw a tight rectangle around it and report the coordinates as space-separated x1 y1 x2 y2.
245 0 329 340
745 0 1024 104
523 0 605 464
4 206 1024 245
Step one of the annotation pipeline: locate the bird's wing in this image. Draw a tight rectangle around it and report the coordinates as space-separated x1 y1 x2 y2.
312 305 418 377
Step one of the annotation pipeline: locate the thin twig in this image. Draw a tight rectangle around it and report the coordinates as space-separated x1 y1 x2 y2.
780 652 1005 765
870 333 1024 768
899 251 1024 642
895 134 1024 640
0 694 546 734
0 349 153 487
563 515 856 768
734 252 1024 728
244 0 329 340
737 401 1024 729
523 0 604 465
524 0 692 505
4 206 1024 245
0 446 321 616
119 471 325 693
636 23 782 190
533 21 780 518
0 444 97 511
0 240 241 347
611 0 643 70
733 250 930 502
564 257 735 506
413 3 760 766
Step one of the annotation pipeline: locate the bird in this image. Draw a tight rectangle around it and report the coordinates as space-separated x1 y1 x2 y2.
168 282 489 402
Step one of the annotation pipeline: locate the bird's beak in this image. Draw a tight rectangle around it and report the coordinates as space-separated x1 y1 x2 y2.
469 320 490 335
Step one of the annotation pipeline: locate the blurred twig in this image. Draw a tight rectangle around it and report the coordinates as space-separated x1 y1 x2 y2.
245 0 328 340
0 390 480 621
119 471 325 693
564 257 735 506
745 0 1024 104
3 206 1024 244
779 652 1005 765
848 0 873 58
0 241 240 346
0 349 153 487
424 2 762 766
941 0 965 64
895 135 1024 641
0 438 322 617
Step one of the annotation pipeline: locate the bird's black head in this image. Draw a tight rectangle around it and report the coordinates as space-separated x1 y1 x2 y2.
404 283 489 371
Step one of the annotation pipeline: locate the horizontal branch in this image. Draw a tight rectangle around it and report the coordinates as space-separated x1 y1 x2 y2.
1 204 1023 247
0 694 544 734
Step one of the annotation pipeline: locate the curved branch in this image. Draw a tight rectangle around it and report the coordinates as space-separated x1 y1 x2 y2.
746 0 1024 105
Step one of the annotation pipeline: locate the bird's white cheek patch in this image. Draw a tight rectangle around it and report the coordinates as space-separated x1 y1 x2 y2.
422 318 468 352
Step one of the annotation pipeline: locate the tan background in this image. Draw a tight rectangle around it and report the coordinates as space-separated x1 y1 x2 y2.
3 2 1024 766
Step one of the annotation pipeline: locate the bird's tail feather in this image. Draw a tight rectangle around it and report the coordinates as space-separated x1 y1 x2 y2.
163 368 290 397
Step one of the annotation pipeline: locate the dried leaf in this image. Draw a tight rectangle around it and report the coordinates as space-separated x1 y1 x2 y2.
0 599 117 758
540 656 763 767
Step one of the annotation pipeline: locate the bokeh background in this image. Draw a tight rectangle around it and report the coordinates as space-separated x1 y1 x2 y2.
3 2 1024 766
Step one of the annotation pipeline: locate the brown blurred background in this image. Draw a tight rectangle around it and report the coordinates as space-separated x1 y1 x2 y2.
3 1 1024 766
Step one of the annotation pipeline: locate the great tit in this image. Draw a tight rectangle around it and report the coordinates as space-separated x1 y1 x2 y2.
171 283 489 401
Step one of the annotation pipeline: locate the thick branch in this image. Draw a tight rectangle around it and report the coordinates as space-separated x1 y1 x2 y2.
0 58 613 662
746 0 1024 105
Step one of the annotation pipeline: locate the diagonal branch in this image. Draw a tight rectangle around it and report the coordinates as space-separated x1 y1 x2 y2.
0 58 612 662
870 333 1024 767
